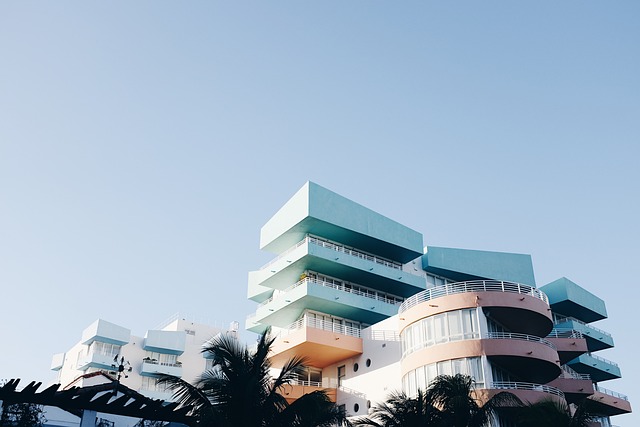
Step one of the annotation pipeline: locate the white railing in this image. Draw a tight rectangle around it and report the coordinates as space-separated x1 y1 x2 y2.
594 384 629 401
142 359 182 368
260 235 403 271
257 276 403 308
288 379 323 387
277 316 362 339
588 353 619 368
559 365 591 380
491 381 564 398
485 332 556 350
260 238 309 270
553 315 612 338
338 385 368 399
307 235 402 269
547 328 583 339
400 280 549 313
364 329 401 341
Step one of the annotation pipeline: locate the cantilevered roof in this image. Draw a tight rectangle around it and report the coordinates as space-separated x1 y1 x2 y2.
540 277 607 322
422 246 536 286
260 182 423 263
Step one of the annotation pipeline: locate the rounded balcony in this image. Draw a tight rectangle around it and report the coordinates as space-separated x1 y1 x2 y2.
399 281 553 337
401 332 561 384
476 382 565 405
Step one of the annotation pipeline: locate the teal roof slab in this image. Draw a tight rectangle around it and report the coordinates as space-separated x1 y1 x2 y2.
422 247 536 286
260 182 423 263
541 277 607 323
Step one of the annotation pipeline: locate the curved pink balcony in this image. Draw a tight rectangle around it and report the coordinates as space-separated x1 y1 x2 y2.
401 333 561 384
476 382 565 405
399 281 553 337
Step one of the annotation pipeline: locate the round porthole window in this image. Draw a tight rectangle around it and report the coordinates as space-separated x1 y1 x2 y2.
353 363 359 372
366 358 371 367
367 400 371 409
354 403 360 412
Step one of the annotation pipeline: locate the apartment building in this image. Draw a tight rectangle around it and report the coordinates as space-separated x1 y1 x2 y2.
246 181 631 426
51 314 236 401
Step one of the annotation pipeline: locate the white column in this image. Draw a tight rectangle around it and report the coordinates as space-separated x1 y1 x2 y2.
79 409 97 427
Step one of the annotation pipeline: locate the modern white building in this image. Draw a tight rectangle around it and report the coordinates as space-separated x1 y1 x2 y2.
51 314 237 401
246 182 632 426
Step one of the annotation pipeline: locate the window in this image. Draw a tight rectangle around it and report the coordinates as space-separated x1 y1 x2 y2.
402 357 485 396
401 309 480 357
353 363 359 372
338 365 345 386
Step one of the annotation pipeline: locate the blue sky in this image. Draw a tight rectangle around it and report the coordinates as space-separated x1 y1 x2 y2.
1 1 638 424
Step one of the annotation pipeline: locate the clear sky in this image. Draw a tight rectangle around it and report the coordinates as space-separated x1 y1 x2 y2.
1 1 638 424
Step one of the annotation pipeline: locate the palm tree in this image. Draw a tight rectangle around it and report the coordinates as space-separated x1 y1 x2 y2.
350 389 442 427
426 374 521 427
158 330 344 427
515 398 599 427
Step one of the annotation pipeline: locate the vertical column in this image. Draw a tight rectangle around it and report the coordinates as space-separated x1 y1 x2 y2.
79 409 97 427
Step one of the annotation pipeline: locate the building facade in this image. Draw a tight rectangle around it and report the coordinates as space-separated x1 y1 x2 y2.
246 182 631 426
51 314 236 401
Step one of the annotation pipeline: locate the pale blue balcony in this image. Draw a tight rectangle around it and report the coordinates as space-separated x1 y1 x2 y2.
541 277 607 323
246 277 402 332
81 319 130 346
50 353 64 371
567 353 622 382
77 352 119 371
259 182 424 263
140 360 183 377
554 317 614 351
143 330 186 355
249 236 425 299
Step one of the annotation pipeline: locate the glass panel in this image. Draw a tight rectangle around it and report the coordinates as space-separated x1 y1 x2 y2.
449 311 462 341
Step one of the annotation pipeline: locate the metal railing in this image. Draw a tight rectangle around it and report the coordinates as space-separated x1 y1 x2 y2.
485 332 556 350
257 276 404 308
594 384 629 401
547 328 583 339
588 353 619 368
553 315 612 338
290 380 322 387
400 280 549 313
365 329 401 341
142 359 182 368
559 365 591 380
491 381 564 398
260 235 403 271
277 316 363 339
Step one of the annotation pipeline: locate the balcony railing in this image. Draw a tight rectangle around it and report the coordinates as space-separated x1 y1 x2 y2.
400 280 549 313
491 381 564 398
594 384 629 401
485 332 556 350
277 316 363 340
547 328 584 339
257 276 404 308
260 235 403 271
588 353 619 368
142 359 182 368
553 315 612 338
559 365 591 380
290 380 322 387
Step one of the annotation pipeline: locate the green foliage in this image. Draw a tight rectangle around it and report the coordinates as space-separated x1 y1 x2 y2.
515 398 599 427
350 374 521 427
158 330 346 427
